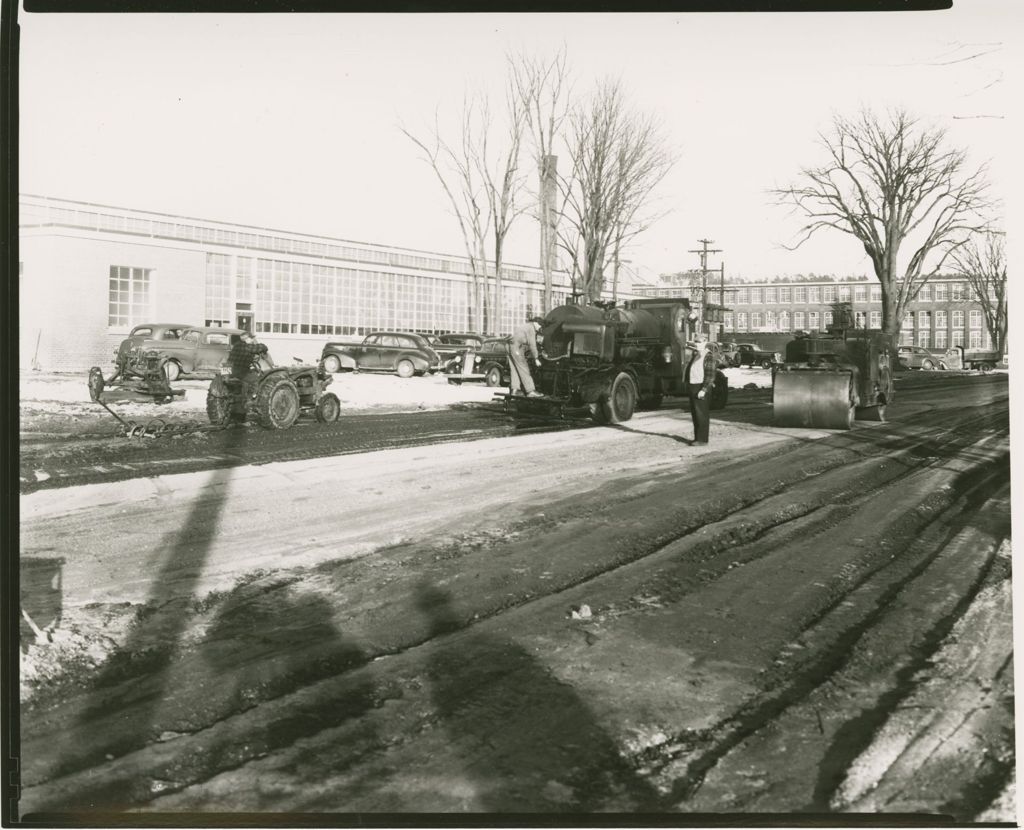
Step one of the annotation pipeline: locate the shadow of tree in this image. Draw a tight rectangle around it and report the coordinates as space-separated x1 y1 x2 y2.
415 582 661 812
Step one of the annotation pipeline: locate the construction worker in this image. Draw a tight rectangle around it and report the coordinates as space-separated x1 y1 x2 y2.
685 332 716 445
507 315 545 397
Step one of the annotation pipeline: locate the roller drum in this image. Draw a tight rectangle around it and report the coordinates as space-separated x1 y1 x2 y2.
773 370 855 430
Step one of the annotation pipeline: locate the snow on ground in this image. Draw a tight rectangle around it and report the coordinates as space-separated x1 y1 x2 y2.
21 367 776 421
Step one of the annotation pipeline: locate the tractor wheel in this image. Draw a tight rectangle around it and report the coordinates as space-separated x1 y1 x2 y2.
256 376 301 429
162 360 182 382
315 392 341 423
87 367 105 402
485 366 503 387
396 359 415 379
710 372 729 411
206 376 234 425
596 372 637 424
323 355 342 374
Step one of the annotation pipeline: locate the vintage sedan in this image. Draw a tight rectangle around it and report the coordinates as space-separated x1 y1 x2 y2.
321 331 442 377
897 345 945 370
115 324 246 381
445 336 512 387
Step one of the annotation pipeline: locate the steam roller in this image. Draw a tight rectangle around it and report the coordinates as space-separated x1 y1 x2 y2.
773 329 894 430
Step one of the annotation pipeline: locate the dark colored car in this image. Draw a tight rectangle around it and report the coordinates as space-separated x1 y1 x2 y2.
115 323 246 381
321 331 442 378
445 336 512 387
734 342 782 369
897 345 945 370
422 333 485 365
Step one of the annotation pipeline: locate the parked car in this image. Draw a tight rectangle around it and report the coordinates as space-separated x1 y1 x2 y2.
897 345 946 370
422 333 485 365
321 331 442 377
734 342 782 369
115 323 246 381
445 336 512 387
713 341 740 367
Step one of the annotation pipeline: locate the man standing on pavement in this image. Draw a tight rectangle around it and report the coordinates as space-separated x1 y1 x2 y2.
684 332 716 445
507 315 545 397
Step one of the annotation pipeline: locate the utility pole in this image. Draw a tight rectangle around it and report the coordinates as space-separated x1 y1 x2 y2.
688 239 723 338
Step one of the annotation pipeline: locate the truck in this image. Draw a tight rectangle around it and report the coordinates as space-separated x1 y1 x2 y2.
506 298 728 424
938 345 1005 372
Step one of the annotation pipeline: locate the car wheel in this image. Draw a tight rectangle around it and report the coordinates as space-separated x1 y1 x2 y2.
323 355 342 374
256 376 301 429
315 392 341 423
596 372 637 424
396 359 415 379
162 360 181 382
760 359 773 369
485 366 503 387
979 362 993 373
921 359 934 370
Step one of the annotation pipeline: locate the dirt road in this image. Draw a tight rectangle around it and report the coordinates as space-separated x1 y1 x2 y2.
16 373 1013 820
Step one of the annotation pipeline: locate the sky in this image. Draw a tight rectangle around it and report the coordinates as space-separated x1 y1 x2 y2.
18 4 1020 284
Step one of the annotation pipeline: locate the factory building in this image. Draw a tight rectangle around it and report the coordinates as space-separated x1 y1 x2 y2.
635 277 995 350
18 195 574 372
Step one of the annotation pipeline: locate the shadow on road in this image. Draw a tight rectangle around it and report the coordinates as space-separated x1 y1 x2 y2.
415 582 661 812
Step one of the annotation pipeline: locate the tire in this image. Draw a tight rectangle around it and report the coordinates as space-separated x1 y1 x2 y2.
484 366 503 387
323 355 342 374
162 360 181 382
87 367 105 402
921 359 934 370
256 376 301 429
979 362 994 373
760 359 773 369
315 392 341 423
396 359 415 379
596 372 637 424
206 389 233 426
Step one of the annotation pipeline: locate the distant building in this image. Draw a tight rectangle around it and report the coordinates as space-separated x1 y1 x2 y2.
635 276 995 350
19 195 574 371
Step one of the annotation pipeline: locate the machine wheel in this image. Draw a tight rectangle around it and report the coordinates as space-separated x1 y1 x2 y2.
162 360 182 382
323 355 342 374
596 372 637 424
484 366 503 387
315 392 341 423
921 359 935 370
87 367 105 402
206 390 233 425
256 376 301 429
710 372 729 411
396 359 415 379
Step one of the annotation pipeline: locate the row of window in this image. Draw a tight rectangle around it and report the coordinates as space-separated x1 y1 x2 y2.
724 308 987 335
728 282 979 305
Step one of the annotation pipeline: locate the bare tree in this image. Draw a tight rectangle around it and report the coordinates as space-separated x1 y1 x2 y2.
401 104 490 333
774 108 992 341
510 48 572 313
557 79 674 304
949 229 1007 353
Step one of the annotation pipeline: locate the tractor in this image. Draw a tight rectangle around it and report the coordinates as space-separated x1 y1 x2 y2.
206 354 340 430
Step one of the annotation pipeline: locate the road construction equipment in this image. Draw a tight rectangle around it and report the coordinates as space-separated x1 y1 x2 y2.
503 298 728 424
207 361 339 430
88 348 186 406
773 328 894 430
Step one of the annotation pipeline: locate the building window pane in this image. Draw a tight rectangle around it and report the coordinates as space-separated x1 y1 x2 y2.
108 265 151 327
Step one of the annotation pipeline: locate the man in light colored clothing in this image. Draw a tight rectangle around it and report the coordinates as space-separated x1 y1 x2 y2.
684 333 716 444
507 316 544 397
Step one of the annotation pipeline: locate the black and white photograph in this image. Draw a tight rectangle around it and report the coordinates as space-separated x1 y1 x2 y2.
7 1 1018 823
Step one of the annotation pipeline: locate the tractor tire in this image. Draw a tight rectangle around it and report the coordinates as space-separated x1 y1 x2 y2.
485 366 503 387
256 376 301 429
596 372 637 424
87 367 105 402
323 355 342 374
396 359 415 379
162 360 182 382
206 376 236 426
315 392 341 423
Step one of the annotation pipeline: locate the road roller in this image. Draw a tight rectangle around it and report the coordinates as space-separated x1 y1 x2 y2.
773 329 894 430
